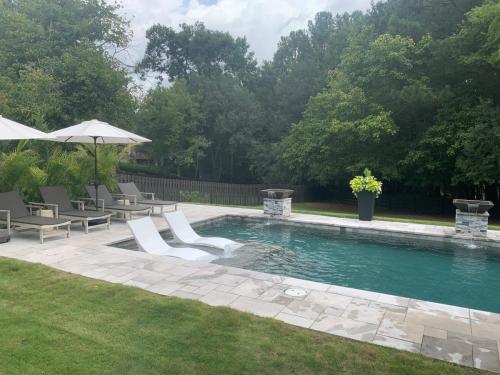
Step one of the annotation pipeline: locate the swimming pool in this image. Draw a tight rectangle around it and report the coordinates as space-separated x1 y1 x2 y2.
195 219 500 313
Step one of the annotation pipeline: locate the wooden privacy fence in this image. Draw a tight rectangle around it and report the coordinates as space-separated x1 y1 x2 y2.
118 173 306 205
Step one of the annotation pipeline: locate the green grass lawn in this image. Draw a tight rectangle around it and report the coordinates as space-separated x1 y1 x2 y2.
290 203 500 231
0 257 484 374
184 201 500 230
291 203 458 225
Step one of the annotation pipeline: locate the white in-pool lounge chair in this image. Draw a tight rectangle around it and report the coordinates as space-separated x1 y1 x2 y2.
127 217 216 262
163 211 242 251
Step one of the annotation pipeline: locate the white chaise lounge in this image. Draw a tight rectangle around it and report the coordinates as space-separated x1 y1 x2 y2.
163 211 242 251
127 217 216 262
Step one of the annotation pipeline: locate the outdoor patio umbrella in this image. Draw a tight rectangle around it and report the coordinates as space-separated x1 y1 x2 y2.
0 115 55 242
47 119 151 210
0 115 54 140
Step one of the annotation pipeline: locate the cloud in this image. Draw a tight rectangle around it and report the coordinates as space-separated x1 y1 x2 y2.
119 0 372 67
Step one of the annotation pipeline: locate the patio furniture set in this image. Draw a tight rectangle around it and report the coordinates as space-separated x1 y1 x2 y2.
0 116 177 244
0 183 176 243
0 115 238 260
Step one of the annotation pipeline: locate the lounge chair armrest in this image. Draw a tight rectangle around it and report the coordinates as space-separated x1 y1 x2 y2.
111 194 137 205
70 200 85 210
141 192 155 200
28 202 59 218
0 209 10 235
79 198 105 212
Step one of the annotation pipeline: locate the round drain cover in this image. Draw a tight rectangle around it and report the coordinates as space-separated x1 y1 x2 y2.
285 288 307 297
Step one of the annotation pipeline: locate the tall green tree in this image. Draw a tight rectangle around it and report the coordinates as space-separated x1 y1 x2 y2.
137 21 267 182
188 74 264 182
278 0 500 200
279 32 436 185
255 12 366 138
369 0 483 39
136 80 208 178
402 1 500 194
0 0 135 132
280 69 397 185
460 0 500 69
45 45 136 129
138 22 257 85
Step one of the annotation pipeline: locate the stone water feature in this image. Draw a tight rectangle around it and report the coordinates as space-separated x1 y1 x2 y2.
453 199 494 238
261 189 294 218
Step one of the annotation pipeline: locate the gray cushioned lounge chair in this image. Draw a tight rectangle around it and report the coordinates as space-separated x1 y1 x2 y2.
38 186 113 234
0 232 9 243
85 185 152 218
0 191 71 243
118 182 177 215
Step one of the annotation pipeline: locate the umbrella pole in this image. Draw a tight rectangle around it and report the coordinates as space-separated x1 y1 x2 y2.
94 137 98 211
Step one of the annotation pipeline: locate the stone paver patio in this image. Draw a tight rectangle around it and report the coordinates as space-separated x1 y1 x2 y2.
1 203 499 372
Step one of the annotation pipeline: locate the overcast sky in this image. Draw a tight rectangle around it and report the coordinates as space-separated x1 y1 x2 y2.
119 0 372 68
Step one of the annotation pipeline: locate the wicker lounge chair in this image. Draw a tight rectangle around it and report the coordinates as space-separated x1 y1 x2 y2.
118 182 177 215
0 191 71 243
84 185 152 218
38 186 113 233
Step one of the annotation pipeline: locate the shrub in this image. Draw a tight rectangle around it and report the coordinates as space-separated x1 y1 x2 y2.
0 143 122 201
179 190 210 203
45 145 121 198
0 147 46 201
349 168 382 198
119 162 174 178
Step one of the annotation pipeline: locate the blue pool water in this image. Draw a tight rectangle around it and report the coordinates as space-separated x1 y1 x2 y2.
198 220 500 312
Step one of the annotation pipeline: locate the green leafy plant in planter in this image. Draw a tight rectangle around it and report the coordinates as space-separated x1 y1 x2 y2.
349 168 382 197
349 169 382 221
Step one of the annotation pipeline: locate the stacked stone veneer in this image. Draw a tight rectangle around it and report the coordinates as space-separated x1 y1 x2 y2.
455 210 489 238
263 198 292 217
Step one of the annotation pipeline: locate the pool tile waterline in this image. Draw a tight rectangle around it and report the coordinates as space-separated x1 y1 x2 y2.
1 204 500 372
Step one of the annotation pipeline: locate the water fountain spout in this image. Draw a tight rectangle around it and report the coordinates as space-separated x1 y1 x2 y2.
261 189 294 218
453 199 493 214
468 203 479 213
453 199 494 241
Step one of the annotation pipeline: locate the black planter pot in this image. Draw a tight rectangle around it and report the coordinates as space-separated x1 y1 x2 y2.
357 191 375 221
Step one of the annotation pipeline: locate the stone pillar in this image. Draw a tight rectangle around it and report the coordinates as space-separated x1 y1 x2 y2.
455 210 489 238
263 198 292 218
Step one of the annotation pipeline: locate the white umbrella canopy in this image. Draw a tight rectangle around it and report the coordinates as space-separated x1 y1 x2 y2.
48 119 151 144
47 119 151 210
0 115 54 140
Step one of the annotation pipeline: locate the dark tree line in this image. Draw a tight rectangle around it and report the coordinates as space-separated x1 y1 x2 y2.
1 0 499 199
138 0 500 200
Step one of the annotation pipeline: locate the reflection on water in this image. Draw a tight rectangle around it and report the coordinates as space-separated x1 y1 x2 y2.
216 241 297 268
199 220 500 313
